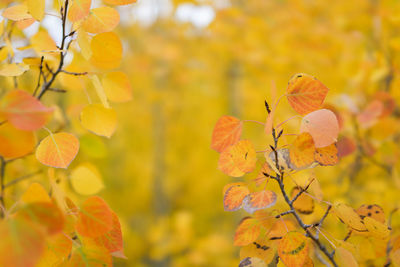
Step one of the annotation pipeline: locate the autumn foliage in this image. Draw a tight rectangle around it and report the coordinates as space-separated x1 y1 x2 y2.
0 0 136 266
212 72 399 266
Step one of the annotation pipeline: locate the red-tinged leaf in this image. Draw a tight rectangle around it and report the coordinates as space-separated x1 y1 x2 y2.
234 218 261 246
374 91 396 118
15 202 64 235
0 90 54 130
76 196 114 238
0 122 35 159
224 183 250 211
94 212 124 253
300 109 339 148
242 190 277 214
211 115 243 153
286 73 329 115
68 0 91 22
337 136 356 158
357 100 384 128
0 218 46 267
278 231 309 267
231 140 257 173
36 132 79 169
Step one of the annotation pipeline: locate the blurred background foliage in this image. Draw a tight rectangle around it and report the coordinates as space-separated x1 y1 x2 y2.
2 0 400 266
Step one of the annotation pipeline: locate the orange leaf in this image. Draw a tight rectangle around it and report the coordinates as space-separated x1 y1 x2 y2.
218 145 245 177
0 218 45 267
82 7 120 34
0 123 35 159
267 220 296 239
242 190 277 214
234 218 261 246
36 132 79 169
278 231 309 267
223 183 249 211
94 211 124 253
286 73 329 115
67 243 112 266
254 163 271 187
76 196 114 238
230 140 257 173
0 90 54 131
68 0 92 22
300 109 339 148
291 187 314 214
356 204 385 223
211 115 242 153
15 202 64 235
240 238 276 265
289 133 316 170
37 232 72 266
315 143 338 166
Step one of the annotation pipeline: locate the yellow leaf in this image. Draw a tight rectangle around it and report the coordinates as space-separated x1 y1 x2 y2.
90 75 110 108
291 187 314 214
2 4 32 21
334 247 358 267
70 163 104 195
90 32 122 70
102 71 133 103
77 28 92 60
27 0 45 21
80 104 117 138
363 217 390 239
333 202 367 232
239 257 267 267
82 7 120 34
21 183 51 204
0 63 29 76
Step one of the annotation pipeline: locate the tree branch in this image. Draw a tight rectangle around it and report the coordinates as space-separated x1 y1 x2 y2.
269 123 338 267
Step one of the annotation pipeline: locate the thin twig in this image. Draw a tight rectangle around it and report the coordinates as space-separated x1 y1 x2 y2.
60 70 88 76
4 170 42 188
37 0 72 100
